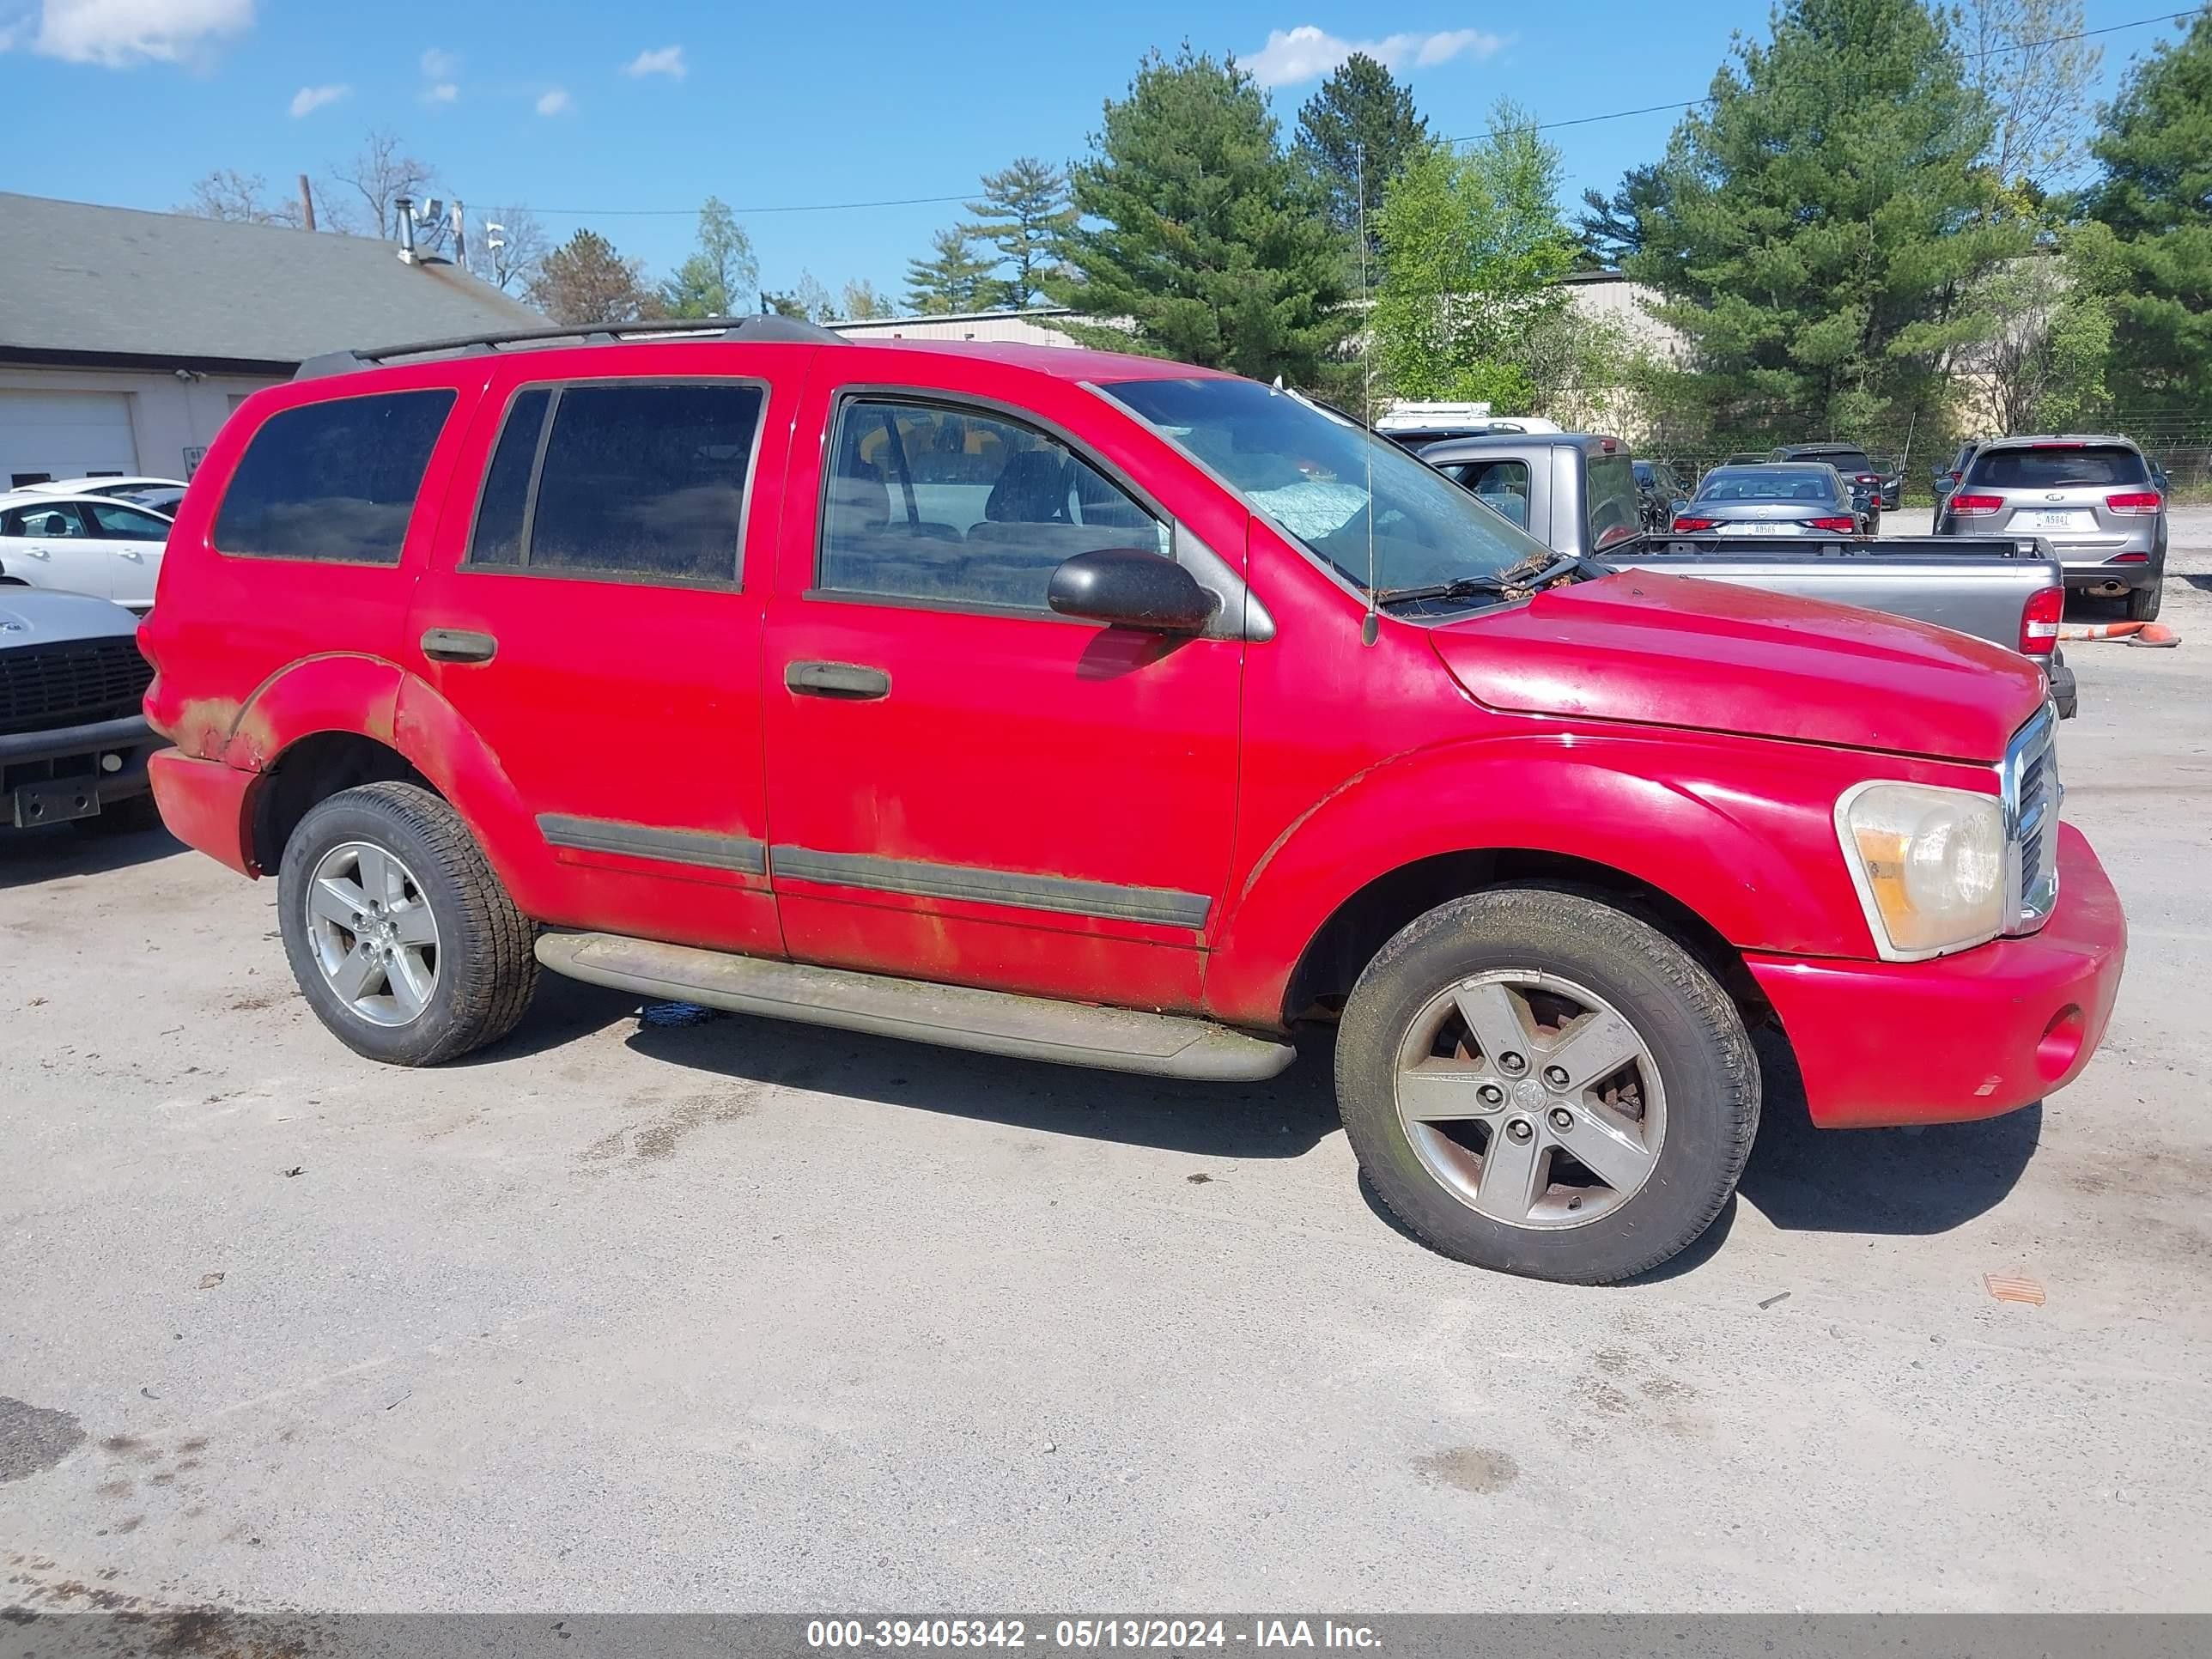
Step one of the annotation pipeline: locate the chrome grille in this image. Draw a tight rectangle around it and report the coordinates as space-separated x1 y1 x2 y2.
0 638 154 737
2002 704 2060 933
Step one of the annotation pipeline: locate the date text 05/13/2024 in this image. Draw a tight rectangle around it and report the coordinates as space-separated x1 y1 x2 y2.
805 1618 1384 1650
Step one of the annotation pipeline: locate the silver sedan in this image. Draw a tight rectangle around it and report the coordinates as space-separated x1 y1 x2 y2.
1673 464 1868 537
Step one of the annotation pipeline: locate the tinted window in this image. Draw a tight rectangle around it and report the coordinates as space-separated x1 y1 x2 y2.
1969 445 2148 489
1586 454 1644 550
1798 448 1874 474
215 390 454 563
471 383 760 582
818 398 1165 612
82 501 172 539
468 388 552 568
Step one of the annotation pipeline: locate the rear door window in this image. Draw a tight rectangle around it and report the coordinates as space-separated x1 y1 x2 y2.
1969 446 2148 489
214 390 455 563
467 381 763 585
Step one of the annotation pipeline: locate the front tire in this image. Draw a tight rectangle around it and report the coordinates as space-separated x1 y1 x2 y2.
1335 888 1759 1284
277 781 538 1066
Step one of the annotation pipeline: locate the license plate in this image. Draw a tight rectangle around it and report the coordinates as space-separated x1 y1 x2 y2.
1719 521 1767 534
2026 510 2090 531
10 778 101 828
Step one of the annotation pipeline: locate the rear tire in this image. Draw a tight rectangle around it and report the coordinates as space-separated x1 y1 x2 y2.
1335 888 1759 1284
277 781 538 1066
2125 580 2162 622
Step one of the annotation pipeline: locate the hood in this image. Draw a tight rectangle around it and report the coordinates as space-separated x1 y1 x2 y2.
0 587 143 648
1428 570 2045 763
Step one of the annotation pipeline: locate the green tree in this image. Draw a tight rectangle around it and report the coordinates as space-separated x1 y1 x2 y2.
659 197 759 318
1371 103 1583 410
962 157 1075 308
841 279 892 320
1963 0 2103 192
906 228 999 313
1293 52 1428 252
1042 46 1353 381
1954 224 2125 433
1574 162 1668 269
1627 0 2021 441
528 228 660 325
2083 9 2212 416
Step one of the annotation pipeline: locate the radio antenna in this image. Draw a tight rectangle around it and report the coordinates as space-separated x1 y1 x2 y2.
1358 143 1380 647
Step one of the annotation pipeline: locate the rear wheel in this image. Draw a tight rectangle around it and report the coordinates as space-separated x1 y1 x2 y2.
2125 579 2162 622
277 781 538 1066
1335 888 1759 1284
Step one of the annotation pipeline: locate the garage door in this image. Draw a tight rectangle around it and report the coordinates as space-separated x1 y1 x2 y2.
0 390 137 489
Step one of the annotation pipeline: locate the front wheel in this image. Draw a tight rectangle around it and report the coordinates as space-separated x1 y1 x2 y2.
1335 888 1759 1284
277 781 538 1066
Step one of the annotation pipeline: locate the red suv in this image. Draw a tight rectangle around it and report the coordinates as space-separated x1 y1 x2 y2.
140 318 2127 1283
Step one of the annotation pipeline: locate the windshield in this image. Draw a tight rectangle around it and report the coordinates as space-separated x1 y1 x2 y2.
1102 377 1554 593
1697 466 1842 504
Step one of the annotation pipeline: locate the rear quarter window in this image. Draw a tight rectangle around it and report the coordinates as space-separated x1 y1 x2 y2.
213 389 456 564
1969 446 2148 489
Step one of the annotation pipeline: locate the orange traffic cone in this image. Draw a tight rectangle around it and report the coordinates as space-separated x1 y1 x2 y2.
2056 620 2180 647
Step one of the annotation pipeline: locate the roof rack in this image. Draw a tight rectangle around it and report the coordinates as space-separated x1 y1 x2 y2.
292 313 847 381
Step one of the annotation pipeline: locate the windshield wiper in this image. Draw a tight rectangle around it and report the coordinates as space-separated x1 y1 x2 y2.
1372 553 1591 608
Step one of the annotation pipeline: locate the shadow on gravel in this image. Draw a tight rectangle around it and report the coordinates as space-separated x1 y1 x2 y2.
623 1009 1344 1159
0 821 182 890
450 969 641 1066
1736 1027 2040 1235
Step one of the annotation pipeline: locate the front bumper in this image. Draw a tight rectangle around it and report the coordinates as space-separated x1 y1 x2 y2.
0 713 159 828
1747 823 2124 1128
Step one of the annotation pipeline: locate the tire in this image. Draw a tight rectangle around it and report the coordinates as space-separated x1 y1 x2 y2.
276 781 538 1066
75 792 162 836
1335 887 1759 1285
2125 580 2161 622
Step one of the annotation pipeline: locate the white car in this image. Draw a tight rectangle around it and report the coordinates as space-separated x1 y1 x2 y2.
11 475 188 515
0 492 172 612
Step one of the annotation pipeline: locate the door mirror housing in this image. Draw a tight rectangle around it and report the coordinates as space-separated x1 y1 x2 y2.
1048 547 1219 634
1669 498 1689 518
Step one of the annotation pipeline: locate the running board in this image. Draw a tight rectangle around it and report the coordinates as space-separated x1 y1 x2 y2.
534 932 1297 1082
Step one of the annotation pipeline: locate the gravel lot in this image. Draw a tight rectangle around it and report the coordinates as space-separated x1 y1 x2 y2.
4 514 2209 1615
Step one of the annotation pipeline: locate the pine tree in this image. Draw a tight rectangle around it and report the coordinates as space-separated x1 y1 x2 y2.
1042 46 1352 381
905 228 999 314
1627 0 2021 439
962 158 1075 308
1293 52 1428 250
1574 163 1668 269
528 229 660 325
2083 9 2212 415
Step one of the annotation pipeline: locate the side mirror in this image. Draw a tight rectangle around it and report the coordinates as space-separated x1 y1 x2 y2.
1670 498 1689 518
1048 547 1218 634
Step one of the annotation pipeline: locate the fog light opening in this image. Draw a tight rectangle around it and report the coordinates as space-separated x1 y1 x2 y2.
2035 1005 2085 1081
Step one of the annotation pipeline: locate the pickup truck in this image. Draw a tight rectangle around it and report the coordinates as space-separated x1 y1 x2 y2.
2 586 162 831
141 323 2126 1285
1420 431 2077 718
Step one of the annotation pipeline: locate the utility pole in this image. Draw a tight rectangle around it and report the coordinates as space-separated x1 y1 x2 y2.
297 174 316 232
452 199 467 271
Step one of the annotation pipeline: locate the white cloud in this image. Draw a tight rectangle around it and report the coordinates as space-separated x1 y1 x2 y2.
288 81 348 117
25 0 255 66
419 45 457 78
422 80 458 104
623 44 685 79
535 86 572 116
1243 23 1505 89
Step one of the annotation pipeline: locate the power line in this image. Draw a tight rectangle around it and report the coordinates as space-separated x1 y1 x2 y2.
516 7 2202 222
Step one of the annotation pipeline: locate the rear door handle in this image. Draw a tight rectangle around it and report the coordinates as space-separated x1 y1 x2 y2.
785 660 890 700
421 627 498 664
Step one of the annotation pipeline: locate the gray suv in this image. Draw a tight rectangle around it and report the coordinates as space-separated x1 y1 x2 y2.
1936 434 2168 619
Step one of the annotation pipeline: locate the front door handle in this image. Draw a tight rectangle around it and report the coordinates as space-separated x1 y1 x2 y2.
422 627 498 664
785 659 890 700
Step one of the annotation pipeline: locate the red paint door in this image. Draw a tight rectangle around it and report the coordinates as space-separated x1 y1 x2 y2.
760 373 1243 1012
408 355 804 955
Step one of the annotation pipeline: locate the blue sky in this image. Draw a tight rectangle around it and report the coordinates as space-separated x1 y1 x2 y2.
0 0 2191 306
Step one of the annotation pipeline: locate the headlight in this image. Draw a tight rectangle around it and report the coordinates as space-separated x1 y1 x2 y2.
1835 782 2006 960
